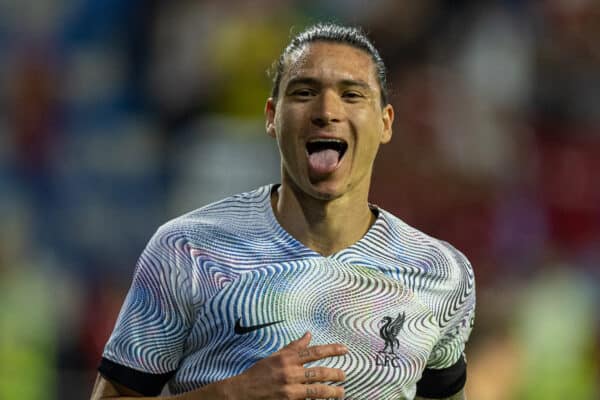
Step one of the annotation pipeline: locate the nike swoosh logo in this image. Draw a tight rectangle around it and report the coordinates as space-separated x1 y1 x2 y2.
234 318 284 335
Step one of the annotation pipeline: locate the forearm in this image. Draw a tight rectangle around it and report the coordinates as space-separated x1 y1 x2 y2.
92 334 346 400
90 374 234 400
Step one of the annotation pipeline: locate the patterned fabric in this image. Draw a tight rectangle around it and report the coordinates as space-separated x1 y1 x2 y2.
103 185 475 399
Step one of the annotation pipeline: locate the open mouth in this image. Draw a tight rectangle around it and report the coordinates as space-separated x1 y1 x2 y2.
306 138 348 159
305 138 348 175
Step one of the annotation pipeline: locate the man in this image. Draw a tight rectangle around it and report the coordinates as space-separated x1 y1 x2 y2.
91 23 475 400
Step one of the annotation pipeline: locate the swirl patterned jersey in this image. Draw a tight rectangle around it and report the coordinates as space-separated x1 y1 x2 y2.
101 185 475 399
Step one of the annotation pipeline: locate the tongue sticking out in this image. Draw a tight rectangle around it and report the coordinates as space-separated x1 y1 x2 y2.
308 149 340 175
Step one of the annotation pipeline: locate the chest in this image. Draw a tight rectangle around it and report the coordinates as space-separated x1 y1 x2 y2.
181 261 441 399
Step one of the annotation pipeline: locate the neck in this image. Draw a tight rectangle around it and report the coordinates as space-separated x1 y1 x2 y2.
271 181 376 256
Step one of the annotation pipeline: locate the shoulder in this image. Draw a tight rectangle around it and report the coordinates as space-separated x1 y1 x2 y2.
377 208 474 282
154 185 274 242
376 210 476 362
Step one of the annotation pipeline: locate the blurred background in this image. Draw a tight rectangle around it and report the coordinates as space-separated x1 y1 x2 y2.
1 0 599 398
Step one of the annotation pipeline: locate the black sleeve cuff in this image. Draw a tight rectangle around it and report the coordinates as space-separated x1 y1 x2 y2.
98 357 175 396
416 355 467 398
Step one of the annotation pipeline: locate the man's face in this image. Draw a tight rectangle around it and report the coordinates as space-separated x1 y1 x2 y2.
266 41 394 201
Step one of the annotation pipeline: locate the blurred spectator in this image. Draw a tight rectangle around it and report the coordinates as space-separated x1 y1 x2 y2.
0 200 81 399
513 268 599 399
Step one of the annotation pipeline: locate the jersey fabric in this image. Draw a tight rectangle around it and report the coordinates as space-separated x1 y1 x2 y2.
100 185 475 399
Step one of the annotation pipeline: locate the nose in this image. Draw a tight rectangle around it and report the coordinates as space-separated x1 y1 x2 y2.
311 89 343 127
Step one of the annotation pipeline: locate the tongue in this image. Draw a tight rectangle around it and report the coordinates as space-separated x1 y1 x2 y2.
308 149 340 174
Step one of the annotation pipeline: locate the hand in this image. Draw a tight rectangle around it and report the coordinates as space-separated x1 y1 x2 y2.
224 331 347 399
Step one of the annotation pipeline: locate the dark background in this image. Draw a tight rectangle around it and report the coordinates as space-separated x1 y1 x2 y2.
1 0 599 398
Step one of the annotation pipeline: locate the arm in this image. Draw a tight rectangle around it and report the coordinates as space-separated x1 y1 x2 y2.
416 243 475 400
89 373 228 400
415 388 465 400
91 332 347 400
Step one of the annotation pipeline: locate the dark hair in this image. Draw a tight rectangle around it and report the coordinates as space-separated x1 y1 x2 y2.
270 23 388 106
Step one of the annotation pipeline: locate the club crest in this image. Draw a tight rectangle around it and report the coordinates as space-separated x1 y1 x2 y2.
375 312 405 368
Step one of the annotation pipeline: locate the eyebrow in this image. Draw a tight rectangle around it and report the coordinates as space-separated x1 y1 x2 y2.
286 77 373 89
338 79 372 89
285 77 321 88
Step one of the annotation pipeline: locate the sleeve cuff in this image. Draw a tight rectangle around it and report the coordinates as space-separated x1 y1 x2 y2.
416 355 467 398
98 357 175 396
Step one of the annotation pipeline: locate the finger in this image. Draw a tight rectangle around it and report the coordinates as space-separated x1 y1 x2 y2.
301 367 346 383
283 331 312 351
297 343 348 363
289 383 345 399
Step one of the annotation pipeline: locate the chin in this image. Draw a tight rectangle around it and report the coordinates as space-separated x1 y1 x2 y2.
284 169 348 201
306 180 347 201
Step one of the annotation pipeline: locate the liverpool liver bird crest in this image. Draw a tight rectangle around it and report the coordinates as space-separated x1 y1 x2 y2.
378 312 405 355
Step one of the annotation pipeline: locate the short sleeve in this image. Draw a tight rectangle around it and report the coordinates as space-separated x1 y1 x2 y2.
101 223 196 378
417 243 475 397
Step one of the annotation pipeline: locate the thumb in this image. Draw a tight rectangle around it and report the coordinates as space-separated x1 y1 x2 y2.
284 331 312 351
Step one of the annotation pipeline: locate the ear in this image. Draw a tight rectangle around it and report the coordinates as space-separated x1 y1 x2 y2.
265 97 277 138
380 104 394 144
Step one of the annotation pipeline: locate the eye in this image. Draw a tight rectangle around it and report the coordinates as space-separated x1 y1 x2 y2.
291 88 316 98
342 91 364 101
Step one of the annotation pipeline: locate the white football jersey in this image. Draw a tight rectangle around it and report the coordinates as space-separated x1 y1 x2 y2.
101 185 475 399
